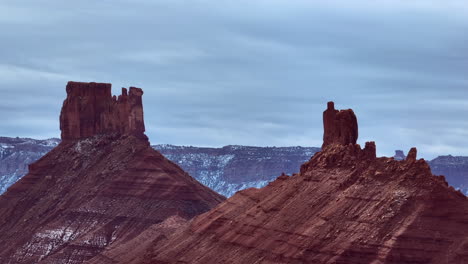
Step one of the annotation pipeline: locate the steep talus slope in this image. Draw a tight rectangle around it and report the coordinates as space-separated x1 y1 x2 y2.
85 215 187 264
136 102 468 264
0 81 224 264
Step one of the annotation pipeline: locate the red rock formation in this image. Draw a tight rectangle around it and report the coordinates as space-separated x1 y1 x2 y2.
322 101 358 148
60 81 146 141
0 82 224 264
407 147 418 162
133 102 468 264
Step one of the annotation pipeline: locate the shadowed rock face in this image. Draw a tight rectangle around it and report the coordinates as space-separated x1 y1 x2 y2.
132 102 468 264
322 101 358 149
0 82 224 264
60 81 146 141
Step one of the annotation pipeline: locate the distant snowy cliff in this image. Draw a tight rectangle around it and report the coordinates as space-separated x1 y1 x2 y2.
0 137 60 194
154 145 320 197
0 137 467 197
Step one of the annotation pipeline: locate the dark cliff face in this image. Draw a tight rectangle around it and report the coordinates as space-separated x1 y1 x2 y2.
0 82 224 264
131 102 468 264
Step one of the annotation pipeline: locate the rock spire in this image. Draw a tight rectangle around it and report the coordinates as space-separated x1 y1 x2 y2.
136 101 468 264
60 81 146 141
322 101 358 148
0 81 224 263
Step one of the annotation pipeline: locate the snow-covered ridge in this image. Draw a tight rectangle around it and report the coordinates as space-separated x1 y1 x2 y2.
154 144 320 197
0 137 61 194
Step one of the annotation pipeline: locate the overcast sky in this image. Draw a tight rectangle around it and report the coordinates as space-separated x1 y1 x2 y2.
1 0 468 159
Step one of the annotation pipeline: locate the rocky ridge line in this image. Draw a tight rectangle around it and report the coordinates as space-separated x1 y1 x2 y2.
133 102 468 264
1 140 468 196
0 81 224 264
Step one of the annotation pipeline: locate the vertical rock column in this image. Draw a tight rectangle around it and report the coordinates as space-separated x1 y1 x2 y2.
60 81 146 141
128 87 145 136
322 101 358 148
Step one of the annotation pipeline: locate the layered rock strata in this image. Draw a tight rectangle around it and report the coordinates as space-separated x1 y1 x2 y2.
60 81 146 141
0 82 224 264
136 102 468 264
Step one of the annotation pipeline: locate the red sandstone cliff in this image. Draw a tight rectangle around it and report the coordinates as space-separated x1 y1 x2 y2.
132 102 468 264
0 82 224 264
60 81 146 140
322 101 358 148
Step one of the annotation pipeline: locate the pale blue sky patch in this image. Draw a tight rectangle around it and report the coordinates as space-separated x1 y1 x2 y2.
1 0 468 159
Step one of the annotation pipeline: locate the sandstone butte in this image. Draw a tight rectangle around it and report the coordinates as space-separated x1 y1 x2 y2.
0 81 225 264
119 102 468 264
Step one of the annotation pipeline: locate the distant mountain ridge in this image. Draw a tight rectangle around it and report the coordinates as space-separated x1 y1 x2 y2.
429 155 468 195
154 144 320 196
0 137 467 196
0 137 60 194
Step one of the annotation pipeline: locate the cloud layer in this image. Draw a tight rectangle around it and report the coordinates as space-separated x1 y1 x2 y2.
1 0 468 159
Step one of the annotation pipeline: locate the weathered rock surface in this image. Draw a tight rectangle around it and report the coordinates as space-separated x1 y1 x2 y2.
406 147 418 162
134 102 468 264
0 82 224 264
86 215 188 264
322 101 358 148
60 81 146 141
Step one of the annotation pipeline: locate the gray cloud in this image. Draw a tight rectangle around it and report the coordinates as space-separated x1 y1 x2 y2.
1 0 468 159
